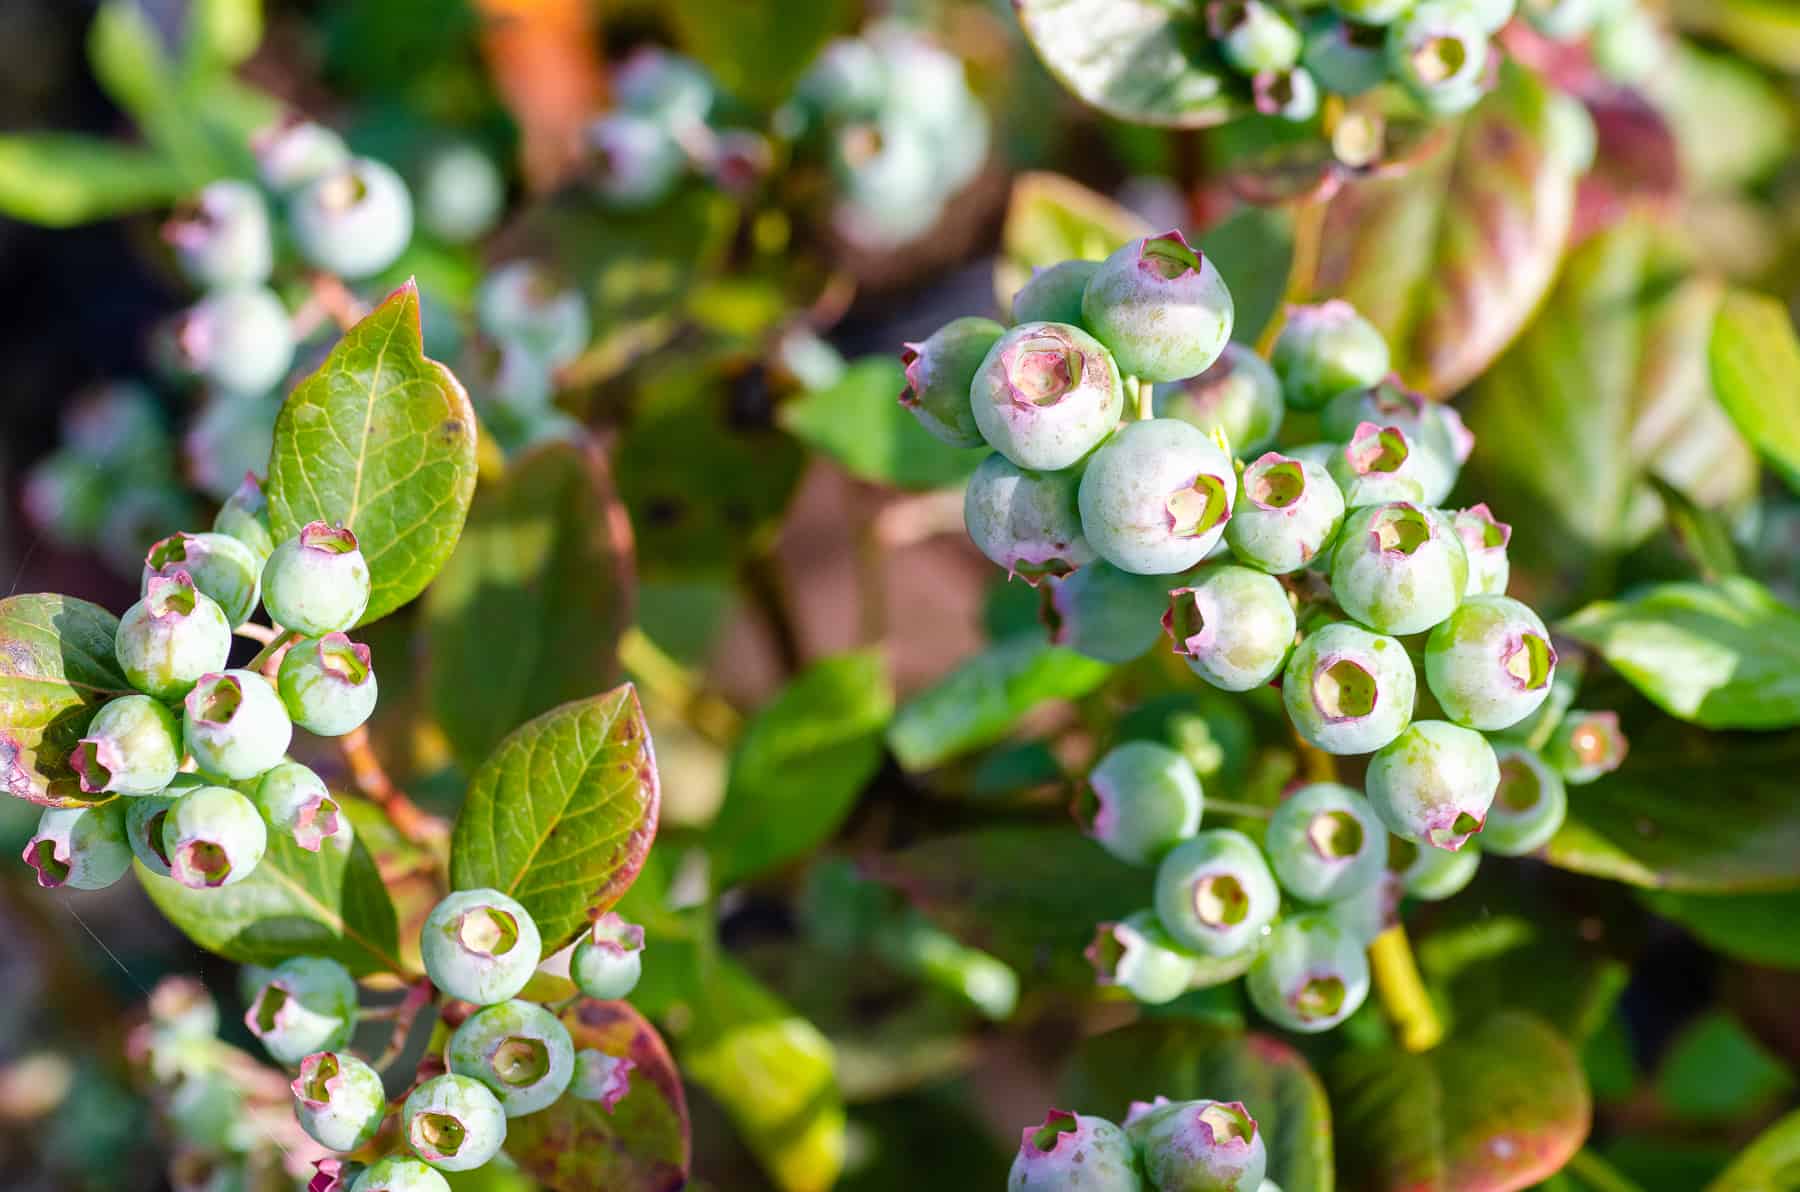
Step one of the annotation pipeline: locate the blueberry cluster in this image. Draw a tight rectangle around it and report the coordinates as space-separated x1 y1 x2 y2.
464 260 593 453
20 507 382 893
899 232 1627 1030
1009 1101 1275 1192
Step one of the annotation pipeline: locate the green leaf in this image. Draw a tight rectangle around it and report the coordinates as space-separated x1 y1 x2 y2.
138 798 406 976
0 595 135 807
1643 887 1800 969
886 634 1111 772
1560 578 1800 729
670 0 852 109
1316 63 1589 397
1061 1023 1333 1192
994 172 1150 318
1014 0 1242 129
1707 1107 1800 1192
1199 206 1293 348
779 358 986 492
0 135 186 227
450 685 660 953
1331 1012 1590 1192
504 1000 691 1192
1648 476 1742 582
1709 289 1800 493
1655 1012 1793 1123
88 0 227 182
424 442 634 770
706 650 893 888
267 280 480 625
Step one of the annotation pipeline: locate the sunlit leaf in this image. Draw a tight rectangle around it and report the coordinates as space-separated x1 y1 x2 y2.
1710 289 1800 493
1014 0 1242 129
0 595 134 807
994 172 1150 318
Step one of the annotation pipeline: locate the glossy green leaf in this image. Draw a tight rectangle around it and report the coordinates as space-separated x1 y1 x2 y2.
0 135 185 227
1062 1023 1333 1192
1655 1012 1793 1123
1560 578 1800 729
0 595 134 807
450 685 660 952
138 798 406 976
1316 63 1588 397
706 650 893 888
424 442 634 770
1707 1107 1800 1191
779 358 986 492
671 0 851 108
1332 1012 1590 1192
1014 0 1241 129
1643 888 1800 969
1710 289 1800 493
267 280 480 625
994 172 1150 318
505 999 691 1192
887 635 1111 772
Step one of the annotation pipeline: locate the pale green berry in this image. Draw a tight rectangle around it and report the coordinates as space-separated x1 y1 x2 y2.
570 912 646 1001
1087 910 1201 1005
1266 783 1388 903
971 322 1124 472
1077 741 1204 866
278 633 379 737
164 179 273 290
402 1074 508 1172
1154 829 1279 957
1452 504 1510 596
143 531 263 628
418 144 505 244
1082 230 1234 384
1009 1109 1145 1191
255 762 351 853
1521 0 1600 39
1212 2 1304 74
1331 0 1416 24
176 286 295 396
1592 5 1664 84
1246 911 1370 1034
475 260 592 369
1043 562 1172 663
1166 566 1296 692
1366 719 1499 849
1387 2 1490 116
1482 746 1567 855
22 803 130 890
586 111 685 210
71 694 182 795
291 157 414 280
1391 835 1480 899
292 1051 386 1152
353 1156 450 1192
1319 383 1471 505
1425 596 1557 731
212 473 275 562
964 453 1096 583
1544 709 1627 785
614 46 715 126
125 775 203 877
1226 453 1345 574
422 889 544 1006
254 118 350 193
246 956 358 1067
1282 621 1416 755
570 1049 634 1108
163 783 268 889
1329 503 1468 635
899 316 1005 447
447 999 577 1117
1327 422 1428 508
1304 13 1389 95
1078 418 1236 575
1154 342 1284 457
183 670 292 780
262 523 372 637
1129 1099 1266 1191
1254 66 1321 122
1011 260 1100 327
1271 301 1389 411
1443 0 1516 33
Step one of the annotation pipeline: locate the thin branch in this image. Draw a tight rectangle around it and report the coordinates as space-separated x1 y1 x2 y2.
339 725 451 853
247 629 300 679
370 981 437 1073
1369 924 1445 1053
233 622 279 646
1205 798 1273 820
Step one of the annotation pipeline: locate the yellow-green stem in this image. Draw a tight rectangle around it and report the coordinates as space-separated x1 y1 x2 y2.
1256 194 1329 356
1369 924 1444 1052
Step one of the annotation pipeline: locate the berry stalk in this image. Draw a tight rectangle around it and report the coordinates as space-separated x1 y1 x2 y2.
1368 923 1444 1052
339 725 451 855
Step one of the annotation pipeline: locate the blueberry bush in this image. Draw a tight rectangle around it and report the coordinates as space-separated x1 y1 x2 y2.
3 1 1800 1190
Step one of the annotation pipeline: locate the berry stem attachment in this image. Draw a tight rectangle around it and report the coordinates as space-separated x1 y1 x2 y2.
370 979 437 1072
339 725 452 854
233 622 280 646
1205 797 1275 820
246 629 301 677
1126 374 1153 421
1369 924 1444 1052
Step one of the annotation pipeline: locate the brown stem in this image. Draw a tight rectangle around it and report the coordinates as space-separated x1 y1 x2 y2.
339 725 450 853
371 981 437 1073
311 273 369 332
233 622 278 647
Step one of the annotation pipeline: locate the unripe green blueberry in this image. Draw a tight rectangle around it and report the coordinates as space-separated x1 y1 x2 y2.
254 117 351 193
1521 0 1599 39
418 143 505 244
245 956 358 1066
1009 1109 1145 1192
1482 746 1567 855
120 571 232 701
1266 783 1389 902
898 316 1005 447
21 450 107 542
71 694 182 795
1271 301 1389 411
183 670 292 781
422 888 544 1006
22 803 130 890
255 762 352 853
1592 6 1663 84
164 783 268 888
1078 418 1236 575
1211 2 1304 74
148 974 221 1045
1391 836 1481 899
1303 14 1389 95
185 394 280 503
1282 621 1416 755
1165 567 1296 692
1325 870 1399 943
585 112 685 210
1077 741 1204 866
176 286 295 396
402 1073 507 1172
292 1051 386 1152
964 453 1096 583
615 46 716 127
169 1072 255 1155
447 999 577 1117
1425 596 1557 731
1129 1099 1267 1192
1154 829 1279 956
1246 911 1371 1034
278 633 379 738
262 523 372 636
1081 231 1234 384
143 531 264 628
570 1048 635 1109
1253 66 1321 122
831 118 944 247
1043 562 1171 663
1452 504 1510 596
1226 453 1345 574
164 180 273 290
353 1157 450 1192
212 473 275 562
1330 503 1468 635
570 912 646 1001
972 322 1124 471
1331 0 1416 24
1321 383 1472 506
125 775 202 877
1366 719 1499 849
99 486 196 577
1012 260 1100 327
1387 3 1490 116
291 157 414 280
475 261 592 369
1154 343 1284 457
1087 910 1201 1005
1544 709 1627 784
1442 0 1516 33
1328 423 1428 508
